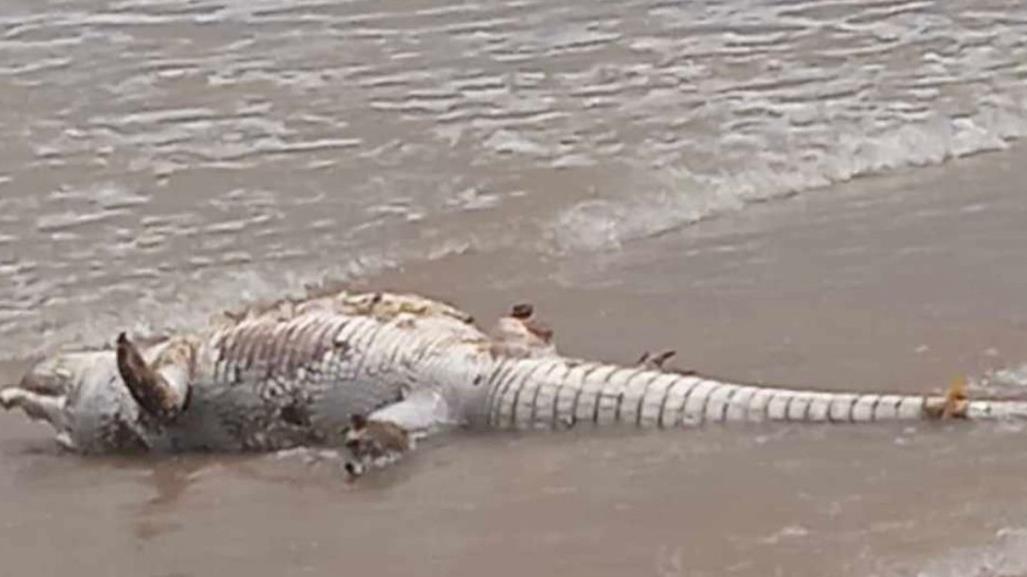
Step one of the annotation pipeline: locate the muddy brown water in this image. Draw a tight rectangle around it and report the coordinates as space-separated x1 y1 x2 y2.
3 1 1027 575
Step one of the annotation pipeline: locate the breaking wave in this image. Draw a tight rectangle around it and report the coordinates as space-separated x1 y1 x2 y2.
551 94 1027 252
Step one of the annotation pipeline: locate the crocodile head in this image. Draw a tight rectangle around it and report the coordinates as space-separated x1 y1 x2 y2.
2 350 157 453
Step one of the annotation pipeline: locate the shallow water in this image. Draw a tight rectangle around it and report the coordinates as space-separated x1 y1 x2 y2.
3 0 1027 357
2 0 1027 575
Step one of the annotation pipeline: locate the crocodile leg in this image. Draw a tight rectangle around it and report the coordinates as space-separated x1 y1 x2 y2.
342 390 450 478
0 389 77 450
0 387 66 428
116 333 193 423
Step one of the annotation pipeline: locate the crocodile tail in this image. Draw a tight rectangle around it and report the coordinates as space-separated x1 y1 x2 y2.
481 357 1027 431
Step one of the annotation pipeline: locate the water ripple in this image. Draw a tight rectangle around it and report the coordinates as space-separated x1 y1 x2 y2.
1 0 1026 356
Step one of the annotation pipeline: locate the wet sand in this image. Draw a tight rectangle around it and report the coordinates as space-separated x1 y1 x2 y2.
3 0 1027 574
373 143 1027 393
4 145 1027 577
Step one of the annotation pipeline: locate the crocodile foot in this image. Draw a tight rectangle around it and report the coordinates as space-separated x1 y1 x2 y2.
116 333 195 424
637 350 697 376
490 303 557 359
343 414 413 479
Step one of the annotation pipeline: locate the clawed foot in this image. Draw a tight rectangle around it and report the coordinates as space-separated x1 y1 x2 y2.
490 303 558 359
343 414 413 479
638 349 696 375
116 333 188 423
0 388 20 410
637 349 675 370
637 350 695 375
0 386 68 428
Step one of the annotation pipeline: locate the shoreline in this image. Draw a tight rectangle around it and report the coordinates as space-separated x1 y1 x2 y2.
364 142 1027 395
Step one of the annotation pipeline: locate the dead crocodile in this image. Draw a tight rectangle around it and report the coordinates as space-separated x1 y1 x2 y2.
2 290 1024 476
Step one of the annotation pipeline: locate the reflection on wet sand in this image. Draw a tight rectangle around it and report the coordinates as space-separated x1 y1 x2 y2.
132 457 206 542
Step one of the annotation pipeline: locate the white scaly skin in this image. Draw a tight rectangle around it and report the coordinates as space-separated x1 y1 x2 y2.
0 291 494 456
3 290 1026 475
